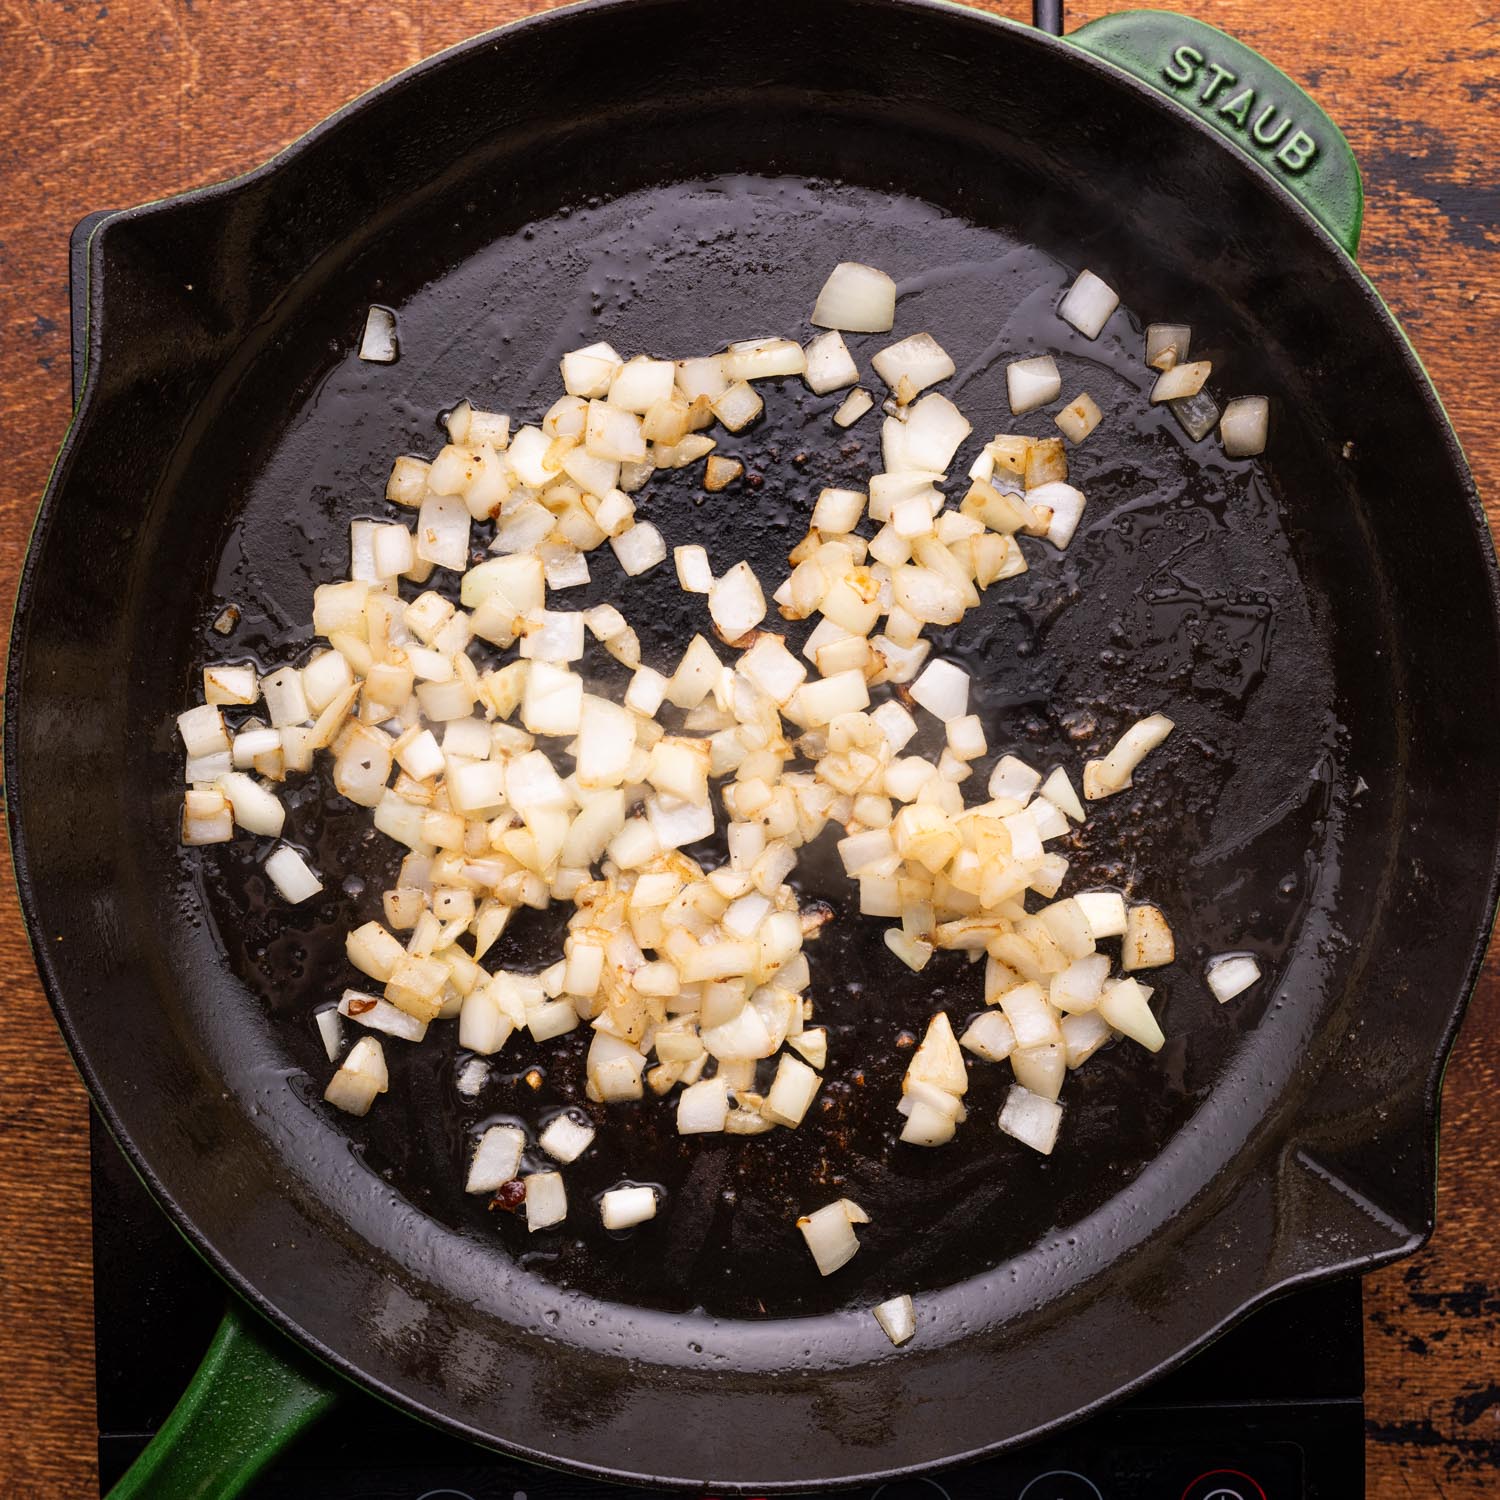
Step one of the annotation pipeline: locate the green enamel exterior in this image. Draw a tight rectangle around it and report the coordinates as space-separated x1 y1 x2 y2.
105 1303 336 1500
1068 9 1364 254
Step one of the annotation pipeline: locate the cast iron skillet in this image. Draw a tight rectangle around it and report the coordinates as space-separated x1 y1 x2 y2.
9 0 1500 1491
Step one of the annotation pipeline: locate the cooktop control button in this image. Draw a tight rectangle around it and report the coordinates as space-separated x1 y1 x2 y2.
1181 1471 1269 1500
1017 1471 1105 1500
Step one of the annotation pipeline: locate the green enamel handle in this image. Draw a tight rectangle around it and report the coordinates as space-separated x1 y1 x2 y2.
105 1301 339 1500
1068 9 1364 254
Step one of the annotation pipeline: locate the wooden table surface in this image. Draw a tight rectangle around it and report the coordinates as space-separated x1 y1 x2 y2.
0 1 1493 1494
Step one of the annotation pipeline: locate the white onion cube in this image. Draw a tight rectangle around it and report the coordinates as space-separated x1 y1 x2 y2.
524 1171 568 1231
600 1185 658 1230
1220 396 1269 457
811 262 897 333
873 1294 916 1347
611 522 667 577
998 1084 1062 1155
359 305 397 363
1207 953 1262 1004
1006 356 1061 415
1058 269 1120 339
909 659 970 721
466 1124 526 1194
803 330 860 395
264 845 322 904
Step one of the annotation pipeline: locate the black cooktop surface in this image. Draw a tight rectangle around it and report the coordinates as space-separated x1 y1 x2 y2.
90 1113 1363 1500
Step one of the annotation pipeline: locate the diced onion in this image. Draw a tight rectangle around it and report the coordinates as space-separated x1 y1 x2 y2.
611 521 667 577
675 355 728 400
833 388 875 427
789 1028 828 1070
466 1124 526 1194
524 1171 568 1230
803 330 860 395
873 1294 916 1347
811 262 897 333
1151 360 1212 403
1170 389 1222 442
906 1012 968 1096
600 1184 658 1230
314 1007 343 1062
811 488 867 534
534 1111 594 1163
762 1053 822 1127
609 356 676 413
1058 269 1119 339
1098 976 1165 1051
216 772 285 837
456 1058 490 1097
1007 356 1061 415
900 392 971 473
1055 392 1102 444
203 665 258 707
415 492 470 571
339 988 427 1042
1061 1010 1112 1069
724 338 806 382
178 703 229 757
708 561 767 642
704 455 743 491
1073 890 1127 938
1011 1042 1065 1100
899 1097 955 1146
909 659 970 721
359 305 398 363
1026 481 1086 549
871 333 955 398
1145 323 1191 371
324 1036 388 1117
961 1011 1016 1062
562 341 623 398
264 845 323 904
711 381 764 433
677 1075 731 1134
1207 952 1262 1003
797 1198 864 1275
1220 396 1269 457
1083 713 1174 800
180 249 1226 1268
1039 766 1085 822
988 754 1041 803
997 1083 1062 1154
1122 903 1175 971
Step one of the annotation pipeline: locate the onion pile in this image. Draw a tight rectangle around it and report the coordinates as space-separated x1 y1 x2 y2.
182 253 1273 1324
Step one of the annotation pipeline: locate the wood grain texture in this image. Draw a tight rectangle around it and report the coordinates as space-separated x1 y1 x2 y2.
0 2 1493 1495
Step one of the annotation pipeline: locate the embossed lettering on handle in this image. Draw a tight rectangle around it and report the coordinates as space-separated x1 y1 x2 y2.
1068 10 1364 254
1159 40 1319 175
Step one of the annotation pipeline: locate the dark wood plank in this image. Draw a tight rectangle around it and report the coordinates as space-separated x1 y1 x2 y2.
0 3 1492 1495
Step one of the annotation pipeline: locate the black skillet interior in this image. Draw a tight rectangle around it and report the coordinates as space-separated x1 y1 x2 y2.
11 0 1500 1485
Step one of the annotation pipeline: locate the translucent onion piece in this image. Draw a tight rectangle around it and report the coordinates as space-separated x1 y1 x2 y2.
1057 269 1119 339
873 1294 916 1347
600 1185 658 1230
359 305 398 363
811 262 897 333
997 1083 1062 1154
1220 396 1269 457
1207 952 1262 1003
1006 356 1061 415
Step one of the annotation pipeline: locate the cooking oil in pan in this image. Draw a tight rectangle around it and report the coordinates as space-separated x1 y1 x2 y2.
191 175 1345 1319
